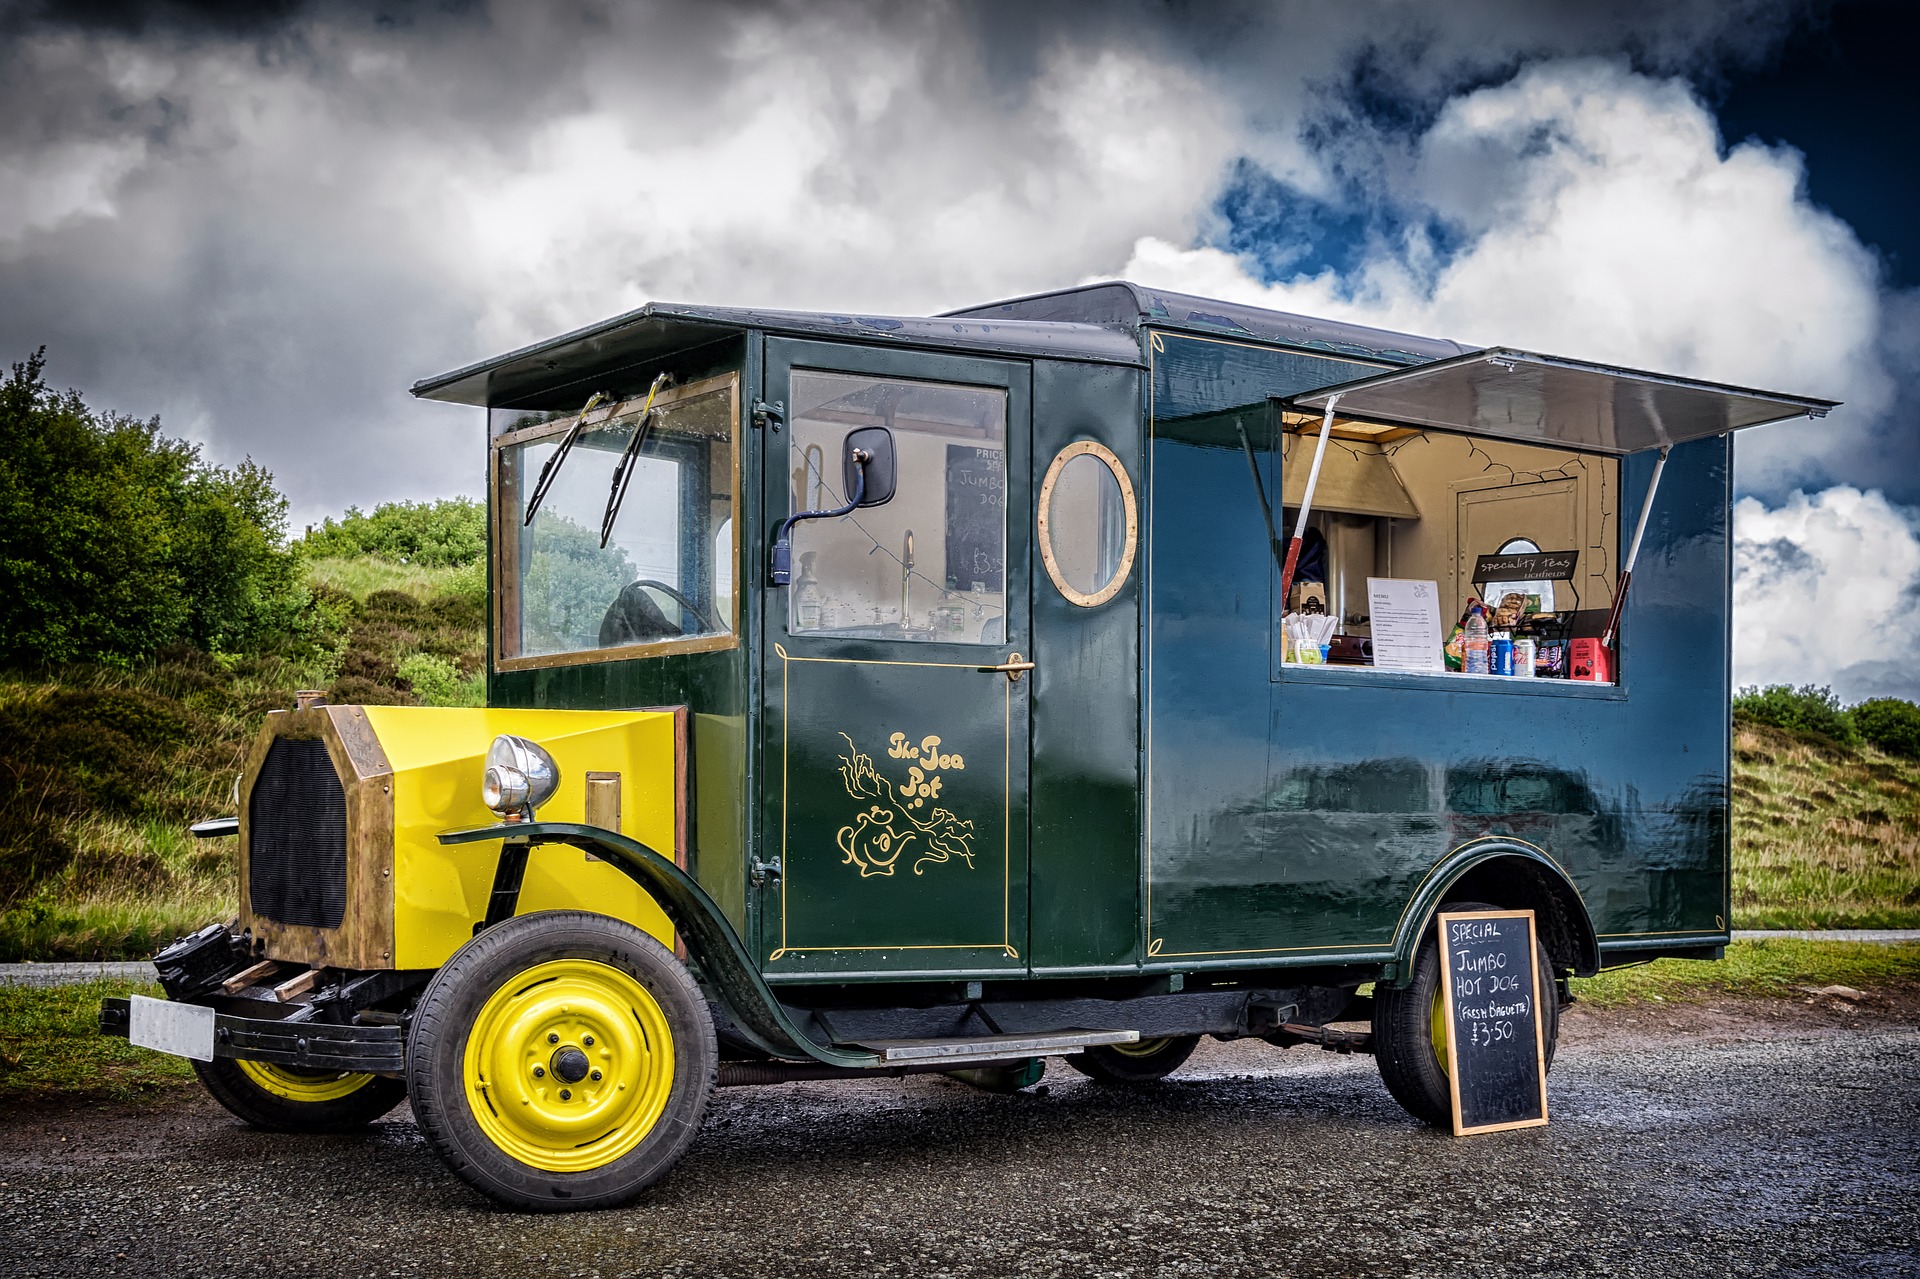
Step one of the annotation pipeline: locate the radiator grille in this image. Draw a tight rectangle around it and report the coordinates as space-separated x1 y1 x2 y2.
248 738 348 929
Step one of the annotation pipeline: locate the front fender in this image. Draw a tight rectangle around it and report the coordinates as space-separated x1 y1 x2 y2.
438 822 878 1069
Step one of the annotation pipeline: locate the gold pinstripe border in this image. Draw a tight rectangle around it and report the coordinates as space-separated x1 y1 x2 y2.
768 643 1017 961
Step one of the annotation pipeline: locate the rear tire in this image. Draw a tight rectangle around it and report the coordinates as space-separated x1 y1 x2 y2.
194 1058 405 1132
1064 1035 1200 1085
406 910 716 1212
1373 899 1560 1128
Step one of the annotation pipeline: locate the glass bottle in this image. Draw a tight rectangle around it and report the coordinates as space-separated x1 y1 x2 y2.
793 551 822 631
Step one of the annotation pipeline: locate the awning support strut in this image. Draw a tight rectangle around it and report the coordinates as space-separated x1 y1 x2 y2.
1600 446 1669 649
1277 394 1339 610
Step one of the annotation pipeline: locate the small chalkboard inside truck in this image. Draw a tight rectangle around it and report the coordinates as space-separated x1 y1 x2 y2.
1438 909 1551 1135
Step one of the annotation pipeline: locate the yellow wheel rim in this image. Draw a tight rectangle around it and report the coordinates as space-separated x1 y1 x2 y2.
1108 1037 1173 1059
1429 986 1450 1078
237 1059 377 1103
463 958 675 1174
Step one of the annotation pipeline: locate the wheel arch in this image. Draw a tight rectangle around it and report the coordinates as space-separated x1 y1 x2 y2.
439 821 878 1070
1389 839 1598 983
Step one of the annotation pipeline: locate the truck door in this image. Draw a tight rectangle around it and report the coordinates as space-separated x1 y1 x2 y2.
758 338 1032 977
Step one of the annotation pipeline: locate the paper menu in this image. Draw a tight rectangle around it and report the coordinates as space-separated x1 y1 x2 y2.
1366 578 1446 671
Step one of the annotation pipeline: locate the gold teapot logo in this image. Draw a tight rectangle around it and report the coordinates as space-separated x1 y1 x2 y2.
834 732 975 878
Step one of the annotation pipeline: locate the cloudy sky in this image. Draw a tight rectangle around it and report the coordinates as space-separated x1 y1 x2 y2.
3 0 1916 699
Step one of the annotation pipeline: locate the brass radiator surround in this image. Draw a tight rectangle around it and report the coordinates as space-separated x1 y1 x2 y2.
237 705 397 969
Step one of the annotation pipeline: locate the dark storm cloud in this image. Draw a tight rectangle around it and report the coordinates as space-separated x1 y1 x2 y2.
7 0 312 37
0 0 1825 527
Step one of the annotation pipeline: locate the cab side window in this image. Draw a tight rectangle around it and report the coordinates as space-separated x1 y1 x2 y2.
786 372 1007 644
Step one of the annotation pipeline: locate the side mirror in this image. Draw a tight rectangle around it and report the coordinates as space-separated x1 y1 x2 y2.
769 425 900 586
843 427 895 507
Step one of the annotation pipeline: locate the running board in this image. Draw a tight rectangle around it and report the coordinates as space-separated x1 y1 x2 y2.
848 1028 1140 1065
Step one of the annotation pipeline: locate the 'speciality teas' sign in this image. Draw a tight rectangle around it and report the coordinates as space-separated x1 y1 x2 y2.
1472 549 1579 584
1437 908 1550 1136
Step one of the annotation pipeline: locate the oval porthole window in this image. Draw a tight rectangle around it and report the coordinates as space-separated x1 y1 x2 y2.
1038 440 1137 607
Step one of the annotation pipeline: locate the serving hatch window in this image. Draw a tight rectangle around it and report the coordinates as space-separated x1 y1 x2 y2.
492 372 739 666
1275 411 1619 682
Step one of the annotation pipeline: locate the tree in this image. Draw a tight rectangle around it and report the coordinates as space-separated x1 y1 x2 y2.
0 348 299 666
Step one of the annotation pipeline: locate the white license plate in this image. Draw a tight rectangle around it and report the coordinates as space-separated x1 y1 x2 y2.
128 994 216 1062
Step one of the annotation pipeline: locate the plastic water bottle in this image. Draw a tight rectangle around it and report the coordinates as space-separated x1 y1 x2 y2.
1464 604 1491 675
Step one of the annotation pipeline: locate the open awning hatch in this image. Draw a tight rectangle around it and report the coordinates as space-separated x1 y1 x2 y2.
1290 348 1836 456
1287 349 1838 654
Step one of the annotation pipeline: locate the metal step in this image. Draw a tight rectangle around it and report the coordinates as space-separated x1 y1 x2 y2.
847 1028 1140 1065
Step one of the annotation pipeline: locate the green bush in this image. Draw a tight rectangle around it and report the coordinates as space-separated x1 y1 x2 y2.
397 652 485 707
0 349 300 666
296 498 485 567
1733 684 1858 745
1851 698 1920 759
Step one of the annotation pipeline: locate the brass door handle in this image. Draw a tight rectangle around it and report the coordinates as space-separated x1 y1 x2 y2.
980 652 1036 681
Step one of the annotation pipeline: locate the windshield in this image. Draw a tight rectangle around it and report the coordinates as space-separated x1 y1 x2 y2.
493 373 738 665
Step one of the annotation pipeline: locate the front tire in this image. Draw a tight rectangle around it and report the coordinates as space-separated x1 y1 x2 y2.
406 911 716 1212
1372 900 1560 1128
194 1057 405 1132
1064 1035 1200 1085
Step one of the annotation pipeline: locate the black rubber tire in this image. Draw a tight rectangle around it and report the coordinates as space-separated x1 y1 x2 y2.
406 910 716 1213
1373 899 1560 1128
1064 1034 1201 1085
193 1057 406 1132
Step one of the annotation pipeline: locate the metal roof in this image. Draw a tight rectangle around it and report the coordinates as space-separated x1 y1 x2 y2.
945 281 1472 366
411 284 1835 448
411 301 1142 407
1292 348 1838 455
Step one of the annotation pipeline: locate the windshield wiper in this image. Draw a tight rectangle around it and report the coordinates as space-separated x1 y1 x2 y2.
524 392 607 525
600 373 673 547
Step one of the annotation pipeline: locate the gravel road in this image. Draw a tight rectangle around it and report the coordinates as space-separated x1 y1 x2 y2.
2 999 1916 1279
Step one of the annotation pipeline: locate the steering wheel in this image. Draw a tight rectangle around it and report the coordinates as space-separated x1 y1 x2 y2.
600 579 716 647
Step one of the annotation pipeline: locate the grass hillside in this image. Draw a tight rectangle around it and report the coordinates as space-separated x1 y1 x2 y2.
1731 716 1920 928
0 554 485 961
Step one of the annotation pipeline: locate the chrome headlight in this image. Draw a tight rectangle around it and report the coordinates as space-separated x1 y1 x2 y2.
482 734 560 819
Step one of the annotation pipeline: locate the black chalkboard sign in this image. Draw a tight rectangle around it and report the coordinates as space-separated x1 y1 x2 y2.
1437 908 1549 1136
1473 549 1579 583
944 445 1005 592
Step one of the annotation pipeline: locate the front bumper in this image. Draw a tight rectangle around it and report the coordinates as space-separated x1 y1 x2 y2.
100 998 403 1073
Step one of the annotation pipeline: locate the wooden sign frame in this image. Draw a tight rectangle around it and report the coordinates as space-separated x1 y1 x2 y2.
1437 907 1550 1136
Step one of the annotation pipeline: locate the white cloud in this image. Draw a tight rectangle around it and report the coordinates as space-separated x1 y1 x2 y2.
3 2 1888 562
0 6 1240 521
0 137 145 244
435 32 1238 351
1117 57 1918 700
1734 488 1920 700
1124 59 1884 424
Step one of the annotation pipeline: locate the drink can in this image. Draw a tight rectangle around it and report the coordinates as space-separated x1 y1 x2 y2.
1513 636 1536 678
1491 635 1513 676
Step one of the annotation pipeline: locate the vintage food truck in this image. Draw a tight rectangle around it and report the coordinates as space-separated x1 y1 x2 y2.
103 282 1834 1210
